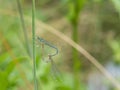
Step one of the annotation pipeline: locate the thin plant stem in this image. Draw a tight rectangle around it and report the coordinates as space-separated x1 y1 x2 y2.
16 0 32 57
70 1 81 89
32 0 38 90
72 23 80 90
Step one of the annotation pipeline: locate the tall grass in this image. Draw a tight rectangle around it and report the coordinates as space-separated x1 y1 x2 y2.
32 0 38 90
16 0 32 57
16 0 38 89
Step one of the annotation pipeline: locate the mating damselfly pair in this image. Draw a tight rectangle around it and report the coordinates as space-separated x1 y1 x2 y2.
36 37 62 82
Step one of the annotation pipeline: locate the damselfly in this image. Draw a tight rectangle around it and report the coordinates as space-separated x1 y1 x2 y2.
37 37 62 82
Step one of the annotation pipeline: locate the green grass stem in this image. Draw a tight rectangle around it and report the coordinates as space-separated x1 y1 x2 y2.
32 0 38 90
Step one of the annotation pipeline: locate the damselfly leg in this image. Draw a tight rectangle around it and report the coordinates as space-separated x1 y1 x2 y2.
41 43 45 61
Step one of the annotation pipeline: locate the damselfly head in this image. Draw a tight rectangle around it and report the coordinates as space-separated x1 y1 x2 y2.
37 37 44 42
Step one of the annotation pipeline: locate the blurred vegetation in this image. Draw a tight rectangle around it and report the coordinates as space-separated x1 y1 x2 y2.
0 0 120 90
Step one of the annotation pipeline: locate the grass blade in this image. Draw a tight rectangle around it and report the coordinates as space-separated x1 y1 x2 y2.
16 0 32 57
32 0 38 90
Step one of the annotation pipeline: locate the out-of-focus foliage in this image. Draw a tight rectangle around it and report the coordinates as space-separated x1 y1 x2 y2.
111 0 120 15
0 54 16 90
109 40 120 64
0 0 120 90
67 0 86 23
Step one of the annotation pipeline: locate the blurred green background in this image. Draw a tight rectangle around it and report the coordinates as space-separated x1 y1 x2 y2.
0 0 120 90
